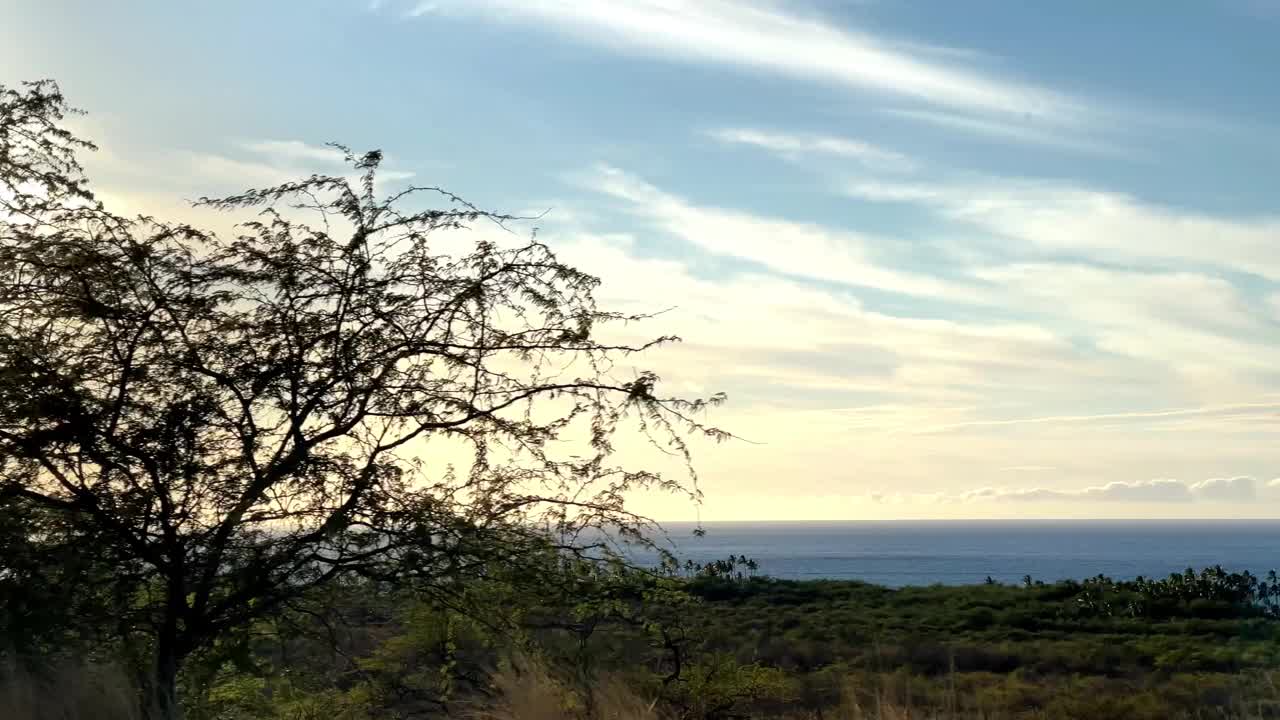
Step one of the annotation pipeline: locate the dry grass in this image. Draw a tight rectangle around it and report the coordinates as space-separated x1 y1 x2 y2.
0 659 141 720
477 667 1280 720
475 661 988 720
3 655 1275 720
829 679 976 720
477 657 662 720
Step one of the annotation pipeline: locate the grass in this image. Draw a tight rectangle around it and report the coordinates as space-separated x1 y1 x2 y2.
477 658 662 720
6 655 1280 719
476 666 1280 720
0 659 140 720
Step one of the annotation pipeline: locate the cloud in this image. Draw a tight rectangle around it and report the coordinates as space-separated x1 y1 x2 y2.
543 186 1280 437
709 128 915 171
964 479 1193 503
947 476 1264 504
169 140 416 199
586 166 987 301
858 474 1275 512
918 262 1279 389
85 138 421 235
407 0 1081 121
881 108 1131 157
844 176 1280 281
1189 476 1258 502
240 140 416 183
240 139 349 166
542 230 1095 415
918 402 1280 435
1232 0 1280 18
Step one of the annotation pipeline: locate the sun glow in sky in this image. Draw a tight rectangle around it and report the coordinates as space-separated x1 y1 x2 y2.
5 0 1280 520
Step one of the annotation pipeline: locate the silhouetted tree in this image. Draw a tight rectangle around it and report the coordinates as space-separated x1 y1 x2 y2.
0 80 726 718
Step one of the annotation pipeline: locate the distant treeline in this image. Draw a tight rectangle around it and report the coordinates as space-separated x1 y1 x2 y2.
1002 565 1280 620
694 554 1280 621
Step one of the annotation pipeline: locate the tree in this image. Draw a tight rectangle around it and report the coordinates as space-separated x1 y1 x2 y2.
0 80 725 718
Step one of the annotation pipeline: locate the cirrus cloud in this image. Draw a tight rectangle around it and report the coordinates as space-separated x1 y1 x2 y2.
402 0 1081 121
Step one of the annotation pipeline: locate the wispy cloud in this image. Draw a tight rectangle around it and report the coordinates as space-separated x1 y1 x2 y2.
119 140 417 210
969 264 1279 384
881 108 1132 157
586 165 986 301
548 231 1077 405
237 140 416 183
709 128 915 171
917 402 1280 435
408 0 1082 121
845 176 1280 280
240 139 349 165
1232 0 1280 18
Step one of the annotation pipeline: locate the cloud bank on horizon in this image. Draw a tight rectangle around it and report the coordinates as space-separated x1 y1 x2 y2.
4 0 1279 519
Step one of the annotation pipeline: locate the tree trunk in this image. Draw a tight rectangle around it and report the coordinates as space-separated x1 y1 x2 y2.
148 587 185 720
148 637 182 720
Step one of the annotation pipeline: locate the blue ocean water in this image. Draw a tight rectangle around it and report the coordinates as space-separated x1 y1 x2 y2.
638 520 1280 587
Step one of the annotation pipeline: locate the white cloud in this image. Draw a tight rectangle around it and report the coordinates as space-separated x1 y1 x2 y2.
240 139 348 166
587 166 987 301
540 230 1107 423
179 152 301 191
865 479 1218 504
845 176 1280 281
1233 0 1280 18
967 264 1279 388
709 128 915 171
1189 476 1258 502
166 141 416 199
556 231 1054 347
918 402 1280 435
881 108 1130 157
408 0 1081 121
974 479 1194 503
548 168 1280 453
240 140 416 183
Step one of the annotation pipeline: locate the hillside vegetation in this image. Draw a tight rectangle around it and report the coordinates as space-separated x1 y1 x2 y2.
10 558 1280 719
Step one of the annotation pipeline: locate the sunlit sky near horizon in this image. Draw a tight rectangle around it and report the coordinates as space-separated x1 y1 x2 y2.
5 0 1280 521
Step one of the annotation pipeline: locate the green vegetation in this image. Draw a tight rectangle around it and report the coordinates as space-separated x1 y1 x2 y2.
13 552 1280 719
189 564 1280 719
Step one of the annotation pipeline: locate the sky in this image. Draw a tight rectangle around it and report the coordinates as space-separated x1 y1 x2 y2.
4 0 1280 521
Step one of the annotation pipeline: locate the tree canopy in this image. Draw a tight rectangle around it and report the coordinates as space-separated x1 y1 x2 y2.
0 79 725 718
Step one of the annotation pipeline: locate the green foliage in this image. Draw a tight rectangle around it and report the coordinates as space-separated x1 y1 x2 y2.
667 655 795 719
146 565 1280 719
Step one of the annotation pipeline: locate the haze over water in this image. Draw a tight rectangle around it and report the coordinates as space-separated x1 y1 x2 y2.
648 520 1280 587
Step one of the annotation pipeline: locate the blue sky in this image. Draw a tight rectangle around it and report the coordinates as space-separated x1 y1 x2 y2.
5 0 1280 520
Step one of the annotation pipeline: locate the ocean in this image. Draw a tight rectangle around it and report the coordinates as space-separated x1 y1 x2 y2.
637 520 1280 587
